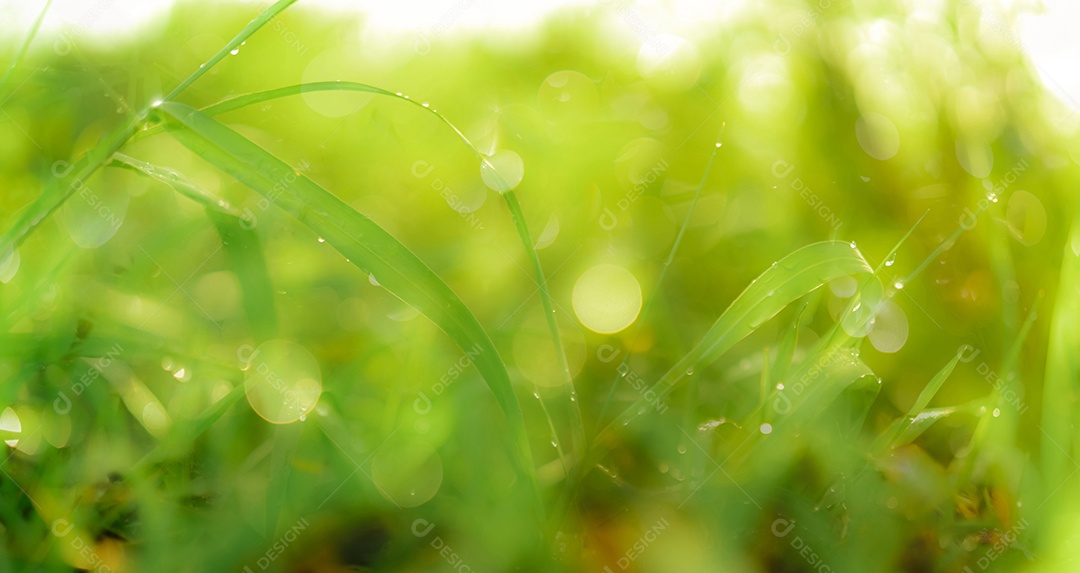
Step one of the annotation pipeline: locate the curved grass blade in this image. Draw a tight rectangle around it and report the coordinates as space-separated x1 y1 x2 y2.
110 153 244 217
879 349 964 452
594 241 873 447
109 153 278 341
154 101 542 518
143 83 585 416
153 81 590 479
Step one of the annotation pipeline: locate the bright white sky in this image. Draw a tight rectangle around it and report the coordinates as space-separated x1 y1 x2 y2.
1 0 1078 110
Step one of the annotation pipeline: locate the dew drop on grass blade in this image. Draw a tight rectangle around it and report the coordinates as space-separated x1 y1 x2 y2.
593 240 873 451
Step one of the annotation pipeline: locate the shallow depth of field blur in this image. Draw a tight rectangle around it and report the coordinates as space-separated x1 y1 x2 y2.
1 0 1079 571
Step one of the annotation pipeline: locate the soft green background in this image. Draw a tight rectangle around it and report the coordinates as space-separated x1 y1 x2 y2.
0 0 1074 571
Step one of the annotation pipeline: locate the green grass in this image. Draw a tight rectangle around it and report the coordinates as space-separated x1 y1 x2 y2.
0 0 1074 571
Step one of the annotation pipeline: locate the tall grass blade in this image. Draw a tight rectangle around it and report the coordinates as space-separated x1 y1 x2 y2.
110 153 278 341
594 241 872 447
154 101 542 518
163 0 299 100
0 0 52 101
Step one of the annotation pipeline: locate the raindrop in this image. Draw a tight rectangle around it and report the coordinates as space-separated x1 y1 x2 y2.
229 48 239 55
369 274 380 286
893 280 905 290
884 253 896 267
676 444 687 454
685 367 694 376
986 192 999 203
421 102 430 108
317 236 325 243
172 367 191 383
714 142 722 148
992 408 1001 417
759 423 773 435
776 383 785 390
849 241 857 249
551 440 558 448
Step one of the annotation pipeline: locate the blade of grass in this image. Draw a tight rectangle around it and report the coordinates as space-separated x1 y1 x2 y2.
1042 210 1080 494
163 0 299 101
139 81 589 467
156 80 591 501
0 0 294 254
593 240 873 450
594 126 726 434
154 101 543 522
0 0 52 101
109 153 279 341
109 153 244 217
879 350 965 451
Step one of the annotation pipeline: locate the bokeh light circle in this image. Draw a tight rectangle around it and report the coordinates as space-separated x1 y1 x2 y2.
572 264 643 334
244 340 322 424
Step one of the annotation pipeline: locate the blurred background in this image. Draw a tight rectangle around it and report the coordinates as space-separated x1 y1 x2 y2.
0 0 1078 571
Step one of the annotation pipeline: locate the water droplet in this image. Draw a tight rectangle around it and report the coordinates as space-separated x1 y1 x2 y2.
987 192 999 203
299 414 307 422
229 48 239 55
161 357 175 371
317 236 325 243
850 241 857 249
884 253 896 267
422 102 430 108
395 92 402 96
893 280 905 290
676 444 687 454
759 423 773 435
685 367 694 376
369 274 380 286
776 383 785 390
551 440 558 448
992 408 1001 417
715 142 722 148
533 392 541 399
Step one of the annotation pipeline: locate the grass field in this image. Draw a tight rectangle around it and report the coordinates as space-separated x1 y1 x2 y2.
0 0 1076 571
